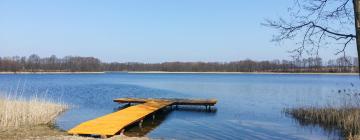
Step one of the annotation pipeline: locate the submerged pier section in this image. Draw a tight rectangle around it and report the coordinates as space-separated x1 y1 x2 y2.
68 98 217 138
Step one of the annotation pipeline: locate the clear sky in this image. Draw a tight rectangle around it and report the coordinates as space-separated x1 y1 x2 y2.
0 0 357 62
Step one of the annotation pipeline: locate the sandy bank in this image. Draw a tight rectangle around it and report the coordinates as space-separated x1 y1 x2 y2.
0 126 150 140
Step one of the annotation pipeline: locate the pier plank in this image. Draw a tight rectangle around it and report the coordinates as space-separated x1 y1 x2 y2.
68 100 173 136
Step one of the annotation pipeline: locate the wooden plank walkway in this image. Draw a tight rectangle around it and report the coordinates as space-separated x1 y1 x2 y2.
68 98 217 138
68 100 174 137
113 98 217 106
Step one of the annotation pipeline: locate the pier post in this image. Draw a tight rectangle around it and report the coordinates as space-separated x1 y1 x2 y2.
139 119 144 128
120 129 125 135
152 114 156 120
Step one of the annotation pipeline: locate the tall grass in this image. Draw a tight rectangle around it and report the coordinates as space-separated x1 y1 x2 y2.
0 95 68 129
284 107 360 138
284 85 360 139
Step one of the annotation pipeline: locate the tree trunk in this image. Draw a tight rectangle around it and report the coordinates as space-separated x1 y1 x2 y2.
353 0 360 74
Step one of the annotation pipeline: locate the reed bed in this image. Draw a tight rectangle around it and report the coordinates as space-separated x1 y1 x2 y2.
285 86 360 139
285 107 360 138
0 96 68 129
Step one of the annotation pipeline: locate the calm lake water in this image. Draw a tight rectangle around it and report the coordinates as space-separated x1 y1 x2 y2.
0 73 359 140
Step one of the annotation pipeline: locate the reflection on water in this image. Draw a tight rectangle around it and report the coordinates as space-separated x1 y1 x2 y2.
0 73 359 140
124 108 172 137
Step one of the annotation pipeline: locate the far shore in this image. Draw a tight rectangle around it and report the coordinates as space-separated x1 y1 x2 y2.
0 71 358 75
127 71 359 75
0 71 106 74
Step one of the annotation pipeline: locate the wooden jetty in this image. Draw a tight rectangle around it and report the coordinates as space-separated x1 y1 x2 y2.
114 98 217 106
68 98 217 138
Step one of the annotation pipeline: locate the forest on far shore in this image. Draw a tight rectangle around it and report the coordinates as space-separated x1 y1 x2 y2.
0 54 358 73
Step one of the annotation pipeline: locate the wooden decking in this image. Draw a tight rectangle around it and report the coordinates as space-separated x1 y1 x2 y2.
113 98 217 106
68 98 217 138
68 100 174 138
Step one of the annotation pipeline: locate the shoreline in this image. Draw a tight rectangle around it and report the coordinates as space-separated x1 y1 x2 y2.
0 71 358 75
127 71 359 75
0 71 106 74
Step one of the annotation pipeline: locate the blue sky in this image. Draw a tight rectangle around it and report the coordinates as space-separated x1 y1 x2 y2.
0 0 357 62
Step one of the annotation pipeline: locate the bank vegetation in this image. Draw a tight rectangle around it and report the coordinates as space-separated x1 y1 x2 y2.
0 54 358 73
0 95 68 129
285 88 360 139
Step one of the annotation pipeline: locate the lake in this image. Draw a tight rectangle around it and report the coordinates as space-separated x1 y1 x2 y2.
0 73 359 140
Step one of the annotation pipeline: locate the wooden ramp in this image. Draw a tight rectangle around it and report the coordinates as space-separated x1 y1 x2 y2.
68 100 174 137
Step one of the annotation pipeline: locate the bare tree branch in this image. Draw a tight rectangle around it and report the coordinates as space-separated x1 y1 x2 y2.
264 0 356 59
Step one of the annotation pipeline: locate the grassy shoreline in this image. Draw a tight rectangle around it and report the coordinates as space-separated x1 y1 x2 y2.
0 96 69 139
0 97 68 129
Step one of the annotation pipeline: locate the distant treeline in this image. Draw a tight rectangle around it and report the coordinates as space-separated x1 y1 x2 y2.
0 54 358 73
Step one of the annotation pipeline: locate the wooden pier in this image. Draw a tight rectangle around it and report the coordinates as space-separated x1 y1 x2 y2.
114 98 217 106
68 98 217 138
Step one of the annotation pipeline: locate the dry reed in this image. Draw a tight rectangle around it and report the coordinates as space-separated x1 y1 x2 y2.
284 107 360 138
284 86 360 139
0 96 68 129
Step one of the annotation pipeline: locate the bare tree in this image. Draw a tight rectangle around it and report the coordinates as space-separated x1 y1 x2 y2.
0 54 357 73
264 0 360 73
